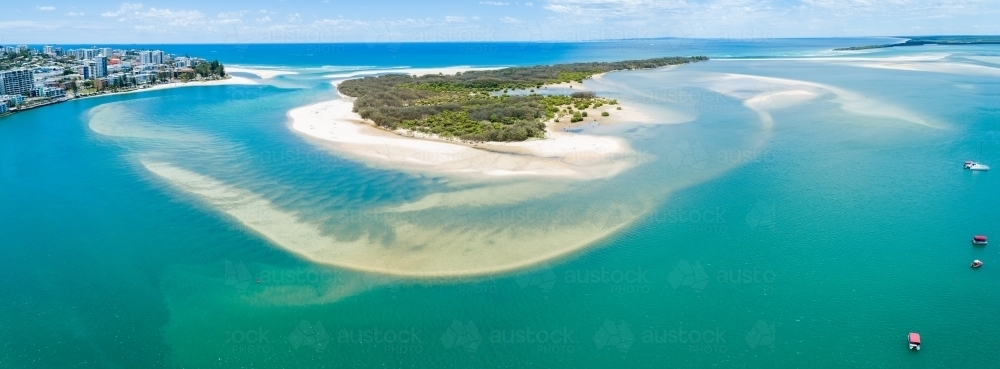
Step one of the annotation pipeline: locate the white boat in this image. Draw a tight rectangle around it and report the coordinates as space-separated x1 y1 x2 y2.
970 163 990 171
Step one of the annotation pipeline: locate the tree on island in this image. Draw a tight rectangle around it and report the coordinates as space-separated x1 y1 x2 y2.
194 60 226 78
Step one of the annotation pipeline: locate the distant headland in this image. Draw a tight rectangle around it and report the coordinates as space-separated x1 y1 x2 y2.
833 35 1000 51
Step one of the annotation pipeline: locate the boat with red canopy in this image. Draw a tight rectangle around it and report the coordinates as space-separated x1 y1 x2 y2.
908 333 921 351
973 235 987 245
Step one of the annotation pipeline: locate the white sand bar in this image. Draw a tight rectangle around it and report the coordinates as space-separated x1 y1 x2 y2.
227 67 299 79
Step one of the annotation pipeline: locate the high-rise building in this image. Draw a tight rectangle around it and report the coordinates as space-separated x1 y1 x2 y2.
100 48 113 57
79 65 91 80
43 46 54 55
4 46 14 54
16 45 29 53
0 69 36 96
94 56 108 78
151 50 165 65
138 51 152 64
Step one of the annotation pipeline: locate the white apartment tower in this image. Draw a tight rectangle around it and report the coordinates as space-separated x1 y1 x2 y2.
0 69 36 96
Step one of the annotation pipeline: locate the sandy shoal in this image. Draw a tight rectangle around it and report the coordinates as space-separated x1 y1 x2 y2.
226 67 299 79
140 158 651 278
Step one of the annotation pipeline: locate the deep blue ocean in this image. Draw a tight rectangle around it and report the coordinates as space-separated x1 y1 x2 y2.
4 39 1000 368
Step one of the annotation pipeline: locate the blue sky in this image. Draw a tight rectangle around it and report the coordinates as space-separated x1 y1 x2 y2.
2 0 999 44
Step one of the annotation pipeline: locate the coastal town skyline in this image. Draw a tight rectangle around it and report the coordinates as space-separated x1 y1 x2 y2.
3 0 1000 44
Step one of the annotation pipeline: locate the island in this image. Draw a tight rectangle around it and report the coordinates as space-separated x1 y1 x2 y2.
0 44 229 117
833 35 1000 51
337 56 708 142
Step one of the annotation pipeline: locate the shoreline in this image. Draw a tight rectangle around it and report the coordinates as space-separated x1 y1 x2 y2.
72 76 257 101
2 76 257 116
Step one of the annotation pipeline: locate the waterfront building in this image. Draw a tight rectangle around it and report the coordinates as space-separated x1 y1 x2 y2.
1 94 26 105
100 48 113 57
32 86 65 98
0 69 36 96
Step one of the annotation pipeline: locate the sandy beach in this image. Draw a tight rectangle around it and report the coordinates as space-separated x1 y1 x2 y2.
75 75 257 101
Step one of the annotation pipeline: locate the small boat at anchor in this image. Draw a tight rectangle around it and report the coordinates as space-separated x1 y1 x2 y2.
908 332 921 351
965 141 990 170
972 260 983 268
973 235 988 245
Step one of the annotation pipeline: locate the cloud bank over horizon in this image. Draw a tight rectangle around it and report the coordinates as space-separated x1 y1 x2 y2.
1 0 998 44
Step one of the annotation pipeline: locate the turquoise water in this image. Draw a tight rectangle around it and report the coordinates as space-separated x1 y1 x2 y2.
3 40 1000 368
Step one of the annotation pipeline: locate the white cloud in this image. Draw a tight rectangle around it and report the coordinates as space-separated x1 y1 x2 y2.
500 16 521 23
36 6 55 11
445 16 467 22
288 13 301 22
256 16 271 22
480 1 509 5
66 12 85 17
102 3 143 17
218 10 248 19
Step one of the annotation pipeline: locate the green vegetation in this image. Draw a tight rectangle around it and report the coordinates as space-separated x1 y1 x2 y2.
339 56 707 142
193 60 226 78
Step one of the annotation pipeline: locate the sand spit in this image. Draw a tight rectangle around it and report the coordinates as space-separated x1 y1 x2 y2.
226 67 299 79
702 73 941 130
141 159 648 277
